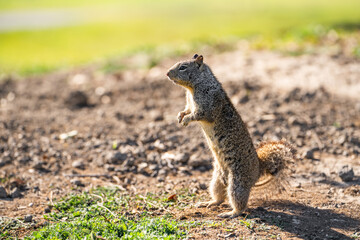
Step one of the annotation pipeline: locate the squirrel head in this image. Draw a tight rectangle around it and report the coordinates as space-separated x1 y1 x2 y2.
166 54 205 89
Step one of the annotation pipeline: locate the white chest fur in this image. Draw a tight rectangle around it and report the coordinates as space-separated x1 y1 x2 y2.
186 90 196 112
187 89 223 166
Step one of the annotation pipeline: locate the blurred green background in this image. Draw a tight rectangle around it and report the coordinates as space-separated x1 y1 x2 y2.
0 0 359 75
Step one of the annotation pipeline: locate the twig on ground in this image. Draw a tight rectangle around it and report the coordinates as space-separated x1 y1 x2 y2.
64 174 112 178
89 193 119 219
90 194 104 205
49 191 54 206
137 194 172 213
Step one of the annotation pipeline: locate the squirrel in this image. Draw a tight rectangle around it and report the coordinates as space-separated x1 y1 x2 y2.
166 54 295 218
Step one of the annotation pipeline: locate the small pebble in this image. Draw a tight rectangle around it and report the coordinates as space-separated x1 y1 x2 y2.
72 159 85 169
65 90 89 108
199 183 207 190
108 152 127 164
44 207 51 213
24 215 33 223
0 186 7 198
105 165 115 171
157 177 165 182
302 149 314 159
70 179 85 187
339 165 354 182
224 233 236 238
10 187 23 198
174 153 190 164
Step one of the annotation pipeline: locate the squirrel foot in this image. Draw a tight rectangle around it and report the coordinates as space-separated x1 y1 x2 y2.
217 210 241 219
196 200 223 208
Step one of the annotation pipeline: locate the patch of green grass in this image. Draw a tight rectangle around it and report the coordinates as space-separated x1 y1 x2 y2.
28 215 185 240
251 23 360 55
0 187 200 240
0 0 360 75
1 217 28 239
239 219 255 230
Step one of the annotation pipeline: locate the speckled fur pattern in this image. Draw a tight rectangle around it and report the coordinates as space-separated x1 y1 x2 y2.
167 54 295 218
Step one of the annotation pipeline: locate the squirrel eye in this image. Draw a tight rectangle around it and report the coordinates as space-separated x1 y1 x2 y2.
179 65 187 71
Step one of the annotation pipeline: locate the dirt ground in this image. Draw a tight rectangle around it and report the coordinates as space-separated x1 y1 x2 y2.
0 47 360 239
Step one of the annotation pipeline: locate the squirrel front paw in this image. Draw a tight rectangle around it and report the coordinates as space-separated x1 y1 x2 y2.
177 111 185 123
177 111 190 123
181 115 192 127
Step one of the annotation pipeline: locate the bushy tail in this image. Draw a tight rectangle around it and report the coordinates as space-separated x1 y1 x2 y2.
254 140 296 188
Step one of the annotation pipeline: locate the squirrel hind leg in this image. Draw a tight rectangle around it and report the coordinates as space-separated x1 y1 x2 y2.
225 177 250 218
197 171 227 208
209 170 227 202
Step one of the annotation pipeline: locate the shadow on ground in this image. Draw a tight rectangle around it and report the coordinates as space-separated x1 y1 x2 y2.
318 177 360 187
250 200 359 240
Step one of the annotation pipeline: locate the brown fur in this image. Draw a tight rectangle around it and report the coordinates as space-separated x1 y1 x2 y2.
166 54 296 218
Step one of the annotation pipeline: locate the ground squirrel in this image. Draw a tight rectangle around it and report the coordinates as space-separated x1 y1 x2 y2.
166 54 295 218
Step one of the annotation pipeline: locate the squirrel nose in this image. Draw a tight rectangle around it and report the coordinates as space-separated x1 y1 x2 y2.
166 71 170 77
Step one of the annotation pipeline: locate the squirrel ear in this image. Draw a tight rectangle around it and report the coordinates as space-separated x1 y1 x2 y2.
192 54 199 59
195 55 203 67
